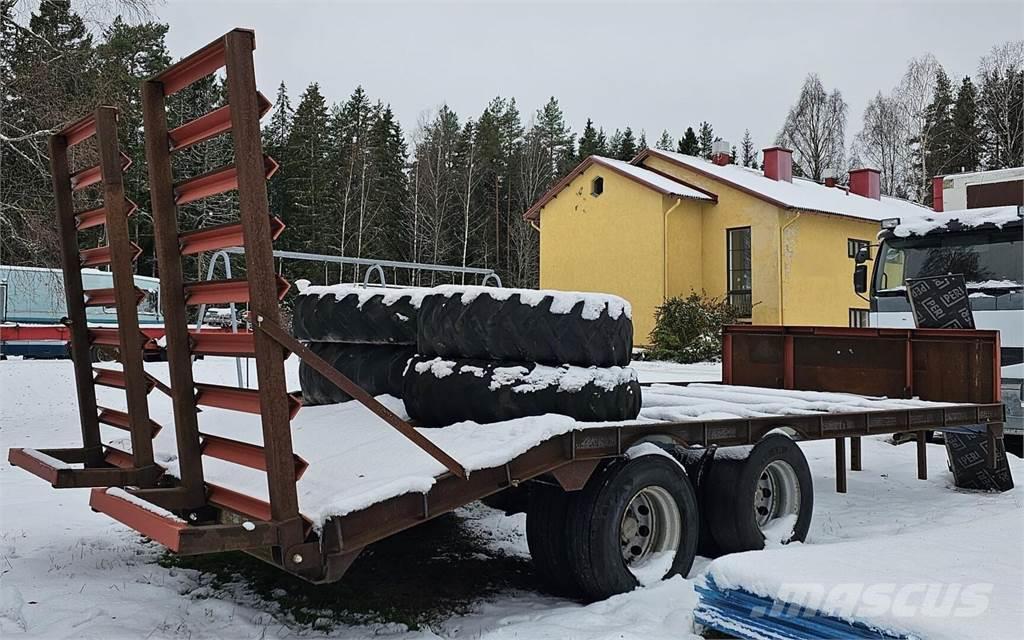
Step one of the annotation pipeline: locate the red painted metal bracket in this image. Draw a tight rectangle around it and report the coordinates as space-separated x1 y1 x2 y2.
150 29 255 97
178 216 285 255
207 483 272 521
173 155 278 205
80 241 142 268
194 382 302 419
89 328 159 350
168 92 272 152
83 286 145 308
189 330 256 357
75 199 138 230
61 113 97 146
183 275 289 305
97 406 162 437
199 432 308 479
70 152 131 191
89 487 189 551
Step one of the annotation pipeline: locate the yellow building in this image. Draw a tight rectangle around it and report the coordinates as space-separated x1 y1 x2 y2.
524 147 930 343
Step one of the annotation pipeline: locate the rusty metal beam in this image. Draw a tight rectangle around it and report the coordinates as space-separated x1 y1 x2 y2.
257 318 468 480
75 199 138 231
188 330 256 357
183 276 289 305
178 217 285 256
173 156 278 205
168 92 272 152
61 112 97 146
200 432 308 479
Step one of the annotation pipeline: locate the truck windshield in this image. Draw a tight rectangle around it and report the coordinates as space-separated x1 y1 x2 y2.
874 226 1023 294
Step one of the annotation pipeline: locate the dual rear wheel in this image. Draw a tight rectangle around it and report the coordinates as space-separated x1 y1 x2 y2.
525 435 813 602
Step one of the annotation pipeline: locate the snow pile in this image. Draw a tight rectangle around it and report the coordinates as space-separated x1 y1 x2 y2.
706 510 1024 640
431 285 632 320
294 281 431 308
892 205 1021 237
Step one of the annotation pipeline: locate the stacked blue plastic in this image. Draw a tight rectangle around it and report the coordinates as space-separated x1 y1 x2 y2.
695 576 906 640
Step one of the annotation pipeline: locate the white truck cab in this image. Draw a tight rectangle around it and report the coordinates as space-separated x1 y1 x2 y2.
854 206 1023 445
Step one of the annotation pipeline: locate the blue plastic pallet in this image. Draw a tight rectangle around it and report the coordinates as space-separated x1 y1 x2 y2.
695 576 906 640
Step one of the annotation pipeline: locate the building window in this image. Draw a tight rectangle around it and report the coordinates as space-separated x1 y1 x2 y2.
848 238 870 260
727 227 752 318
591 176 604 197
849 308 869 328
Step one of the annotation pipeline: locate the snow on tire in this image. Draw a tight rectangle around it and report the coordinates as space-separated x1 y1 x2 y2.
299 342 415 406
291 282 428 345
703 434 813 554
417 286 633 367
402 356 641 427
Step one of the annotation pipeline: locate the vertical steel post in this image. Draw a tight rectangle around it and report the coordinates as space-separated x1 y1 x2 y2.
916 431 928 480
95 107 155 468
835 438 847 493
223 30 300 523
850 436 862 471
49 133 103 466
140 83 207 508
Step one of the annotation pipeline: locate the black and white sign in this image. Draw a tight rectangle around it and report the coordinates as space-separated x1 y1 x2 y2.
905 274 975 329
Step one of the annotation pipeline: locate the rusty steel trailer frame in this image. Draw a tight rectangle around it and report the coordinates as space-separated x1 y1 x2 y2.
5 27 1007 586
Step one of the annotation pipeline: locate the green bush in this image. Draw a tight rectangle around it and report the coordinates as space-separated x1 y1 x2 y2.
647 292 740 363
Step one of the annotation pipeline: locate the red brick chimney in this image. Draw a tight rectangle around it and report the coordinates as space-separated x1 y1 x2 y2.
932 176 944 211
711 140 732 166
849 168 881 200
763 147 792 182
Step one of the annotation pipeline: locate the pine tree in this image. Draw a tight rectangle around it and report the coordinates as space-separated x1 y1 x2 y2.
263 82 293 223
698 121 714 159
677 127 699 155
577 118 604 159
637 130 647 153
285 83 333 260
740 129 756 167
534 97 575 178
656 130 674 151
921 68 955 201
949 76 983 173
615 127 638 160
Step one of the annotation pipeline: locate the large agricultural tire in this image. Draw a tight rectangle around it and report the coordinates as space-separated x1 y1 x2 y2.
417 286 633 367
291 284 426 345
526 484 582 597
299 342 415 406
402 356 641 427
565 454 699 602
703 434 813 555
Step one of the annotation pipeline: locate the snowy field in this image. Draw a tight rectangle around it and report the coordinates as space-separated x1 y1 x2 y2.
1 357 1022 639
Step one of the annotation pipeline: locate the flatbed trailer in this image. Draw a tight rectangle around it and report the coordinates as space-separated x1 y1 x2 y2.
5 28 1007 595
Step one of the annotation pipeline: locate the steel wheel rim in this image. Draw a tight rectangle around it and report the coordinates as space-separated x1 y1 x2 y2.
754 460 801 529
619 485 681 568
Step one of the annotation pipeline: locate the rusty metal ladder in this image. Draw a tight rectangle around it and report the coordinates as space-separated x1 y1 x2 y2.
7 107 165 489
9 28 467 580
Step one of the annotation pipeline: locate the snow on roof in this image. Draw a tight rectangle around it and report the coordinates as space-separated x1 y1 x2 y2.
940 165 1024 181
523 154 714 220
637 148 930 222
891 205 1023 237
591 156 714 202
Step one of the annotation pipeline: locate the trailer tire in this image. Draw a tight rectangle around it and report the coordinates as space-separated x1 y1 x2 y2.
403 356 641 427
704 435 813 555
298 342 415 405
673 446 724 558
526 484 581 597
565 455 698 602
417 287 633 367
291 288 423 345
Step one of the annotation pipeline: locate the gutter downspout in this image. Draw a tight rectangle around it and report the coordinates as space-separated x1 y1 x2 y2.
778 211 801 324
529 220 540 232
663 198 685 302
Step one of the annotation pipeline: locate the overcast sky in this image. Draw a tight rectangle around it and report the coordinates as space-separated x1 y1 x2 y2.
155 1 1022 151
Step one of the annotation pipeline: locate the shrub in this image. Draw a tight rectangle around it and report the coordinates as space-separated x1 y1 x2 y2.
647 292 740 363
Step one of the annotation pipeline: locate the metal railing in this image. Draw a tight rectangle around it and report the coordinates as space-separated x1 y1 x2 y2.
222 247 503 288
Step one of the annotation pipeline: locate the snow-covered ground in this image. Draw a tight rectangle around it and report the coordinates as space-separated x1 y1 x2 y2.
2 358 1022 639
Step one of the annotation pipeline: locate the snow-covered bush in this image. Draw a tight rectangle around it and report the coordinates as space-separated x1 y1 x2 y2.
647 292 739 363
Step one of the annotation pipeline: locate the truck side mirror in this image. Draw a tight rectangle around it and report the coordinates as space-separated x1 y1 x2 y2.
853 264 868 294
854 246 870 264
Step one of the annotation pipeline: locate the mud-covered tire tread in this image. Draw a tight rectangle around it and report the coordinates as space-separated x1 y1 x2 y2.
402 356 641 427
299 342 415 405
292 292 420 344
417 292 632 367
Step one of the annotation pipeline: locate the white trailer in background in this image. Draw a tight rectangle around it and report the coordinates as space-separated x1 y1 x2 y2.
934 166 1024 211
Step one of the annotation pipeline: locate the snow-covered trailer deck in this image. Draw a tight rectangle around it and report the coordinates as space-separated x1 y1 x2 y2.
9 325 1006 583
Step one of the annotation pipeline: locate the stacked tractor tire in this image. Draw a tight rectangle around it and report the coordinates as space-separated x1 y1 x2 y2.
294 282 642 427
